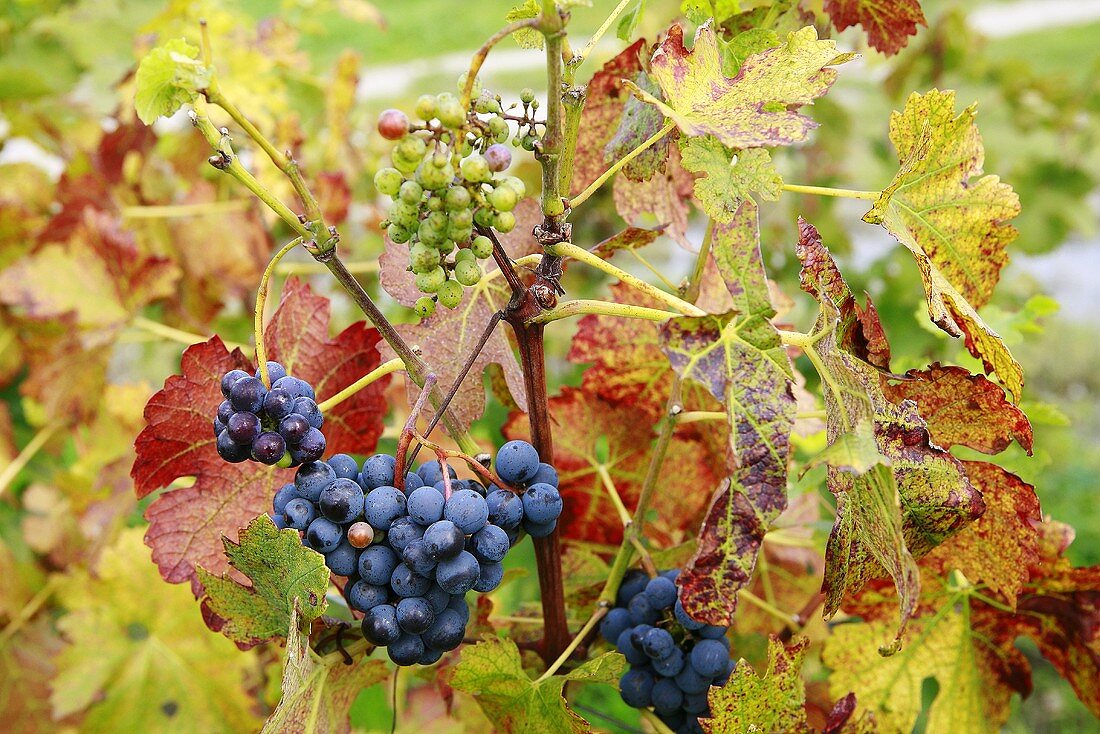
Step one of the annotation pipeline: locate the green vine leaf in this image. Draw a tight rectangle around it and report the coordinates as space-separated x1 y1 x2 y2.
450 637 625 733
262 605 390 734
134 38 212 124
505 1 544 49
701 636 812 733
197 515 329 648
864 89 1023 400
663 202 797 625
634 23 855 148
681 0 741 25
680 136 782 221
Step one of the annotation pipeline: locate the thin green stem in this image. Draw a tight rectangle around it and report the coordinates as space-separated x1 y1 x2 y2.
130 316 247 352
481 254 542 284
548 243 706 316
684 219 715 304
0 423 60 498
534 605 608 683
568 120 675 209
459 18 542 107
781 183 880 200
642 710 677 734
255 238 304 387
316 358 404 413
595 465 632 526
538 0 567 221
120 200 251 219
529 299 676 325
571 0 634 73
629 249 678 290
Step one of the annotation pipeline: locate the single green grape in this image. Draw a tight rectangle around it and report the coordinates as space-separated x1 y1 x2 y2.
474 95 501 115
409 243 438 272
437 95 466 129
415 266 447 293
460 139 474 157
414 295 436 318
449 208 474 229
460 155 491 183
520 88 535 104
276 451 293 468
394 134 428 162
388 201 420 229
457 74 482 98
425 210 448 231
387 223 413 244
454 260 483 287
414 94 436 121
473 206 494 228
374 167 403 196
471 235 493 259
398 180 423 204
493 210 516 233
487 185 518 212
435 238 456 254
499 176 527 199
415 162 455 191
448 225 473 245
444 186 471 211
426 195 444 212
392 149 420 174
455 247 476 262
437 279 463 309
488 116 509 141
521 134 537 151
418 219 446 246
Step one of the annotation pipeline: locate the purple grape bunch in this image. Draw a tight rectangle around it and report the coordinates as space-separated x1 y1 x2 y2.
213 361 325 467
603 569 734 734
267 439 563 666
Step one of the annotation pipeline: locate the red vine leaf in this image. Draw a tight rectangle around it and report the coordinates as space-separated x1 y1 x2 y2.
502 386 724 548
824 0 926 56
883 363 1032 455
132 280 389 592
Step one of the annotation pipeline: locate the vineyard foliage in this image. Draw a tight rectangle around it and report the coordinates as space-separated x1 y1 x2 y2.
1 0 1098 732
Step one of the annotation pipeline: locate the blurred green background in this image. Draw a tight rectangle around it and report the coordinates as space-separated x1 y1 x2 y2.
1 0 1097 731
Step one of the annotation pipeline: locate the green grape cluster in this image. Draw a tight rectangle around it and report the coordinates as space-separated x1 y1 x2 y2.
373 84 532 319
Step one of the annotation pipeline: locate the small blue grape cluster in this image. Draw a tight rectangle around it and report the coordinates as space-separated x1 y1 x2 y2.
214 361 325 466
602 569 734 734
268 440 563 666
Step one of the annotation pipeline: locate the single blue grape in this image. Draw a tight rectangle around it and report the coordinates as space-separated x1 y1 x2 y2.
653 647 685 677
390 562 432 598
698 624 728 640
291 397 322 429
387 632 425 666
674 664 712 694
221 369 249 399
279 413 310 445
616 628 648 666
324 539 359 576
359 453 396 490
294 427 326 463
436 551 480 595
674 599 705 631
251 431 286 465
262 388 294 420
469 524 509 563
600 607 632 644
689 639 729 678
419 647 443 665
358 545 399 586
495 440 539 484
416 460 456 486
644 576 678 610
273 483 297 515
284 498 318 531
628 593 659 626
528 462 558 487
400 538 438 577
217 400 234 424
407 486 445 526
641 627 675 660
294 461 336 502
319 478 365 524
346 580 389 612
617 570 648 607
364 486 407 531
423 520 466 561
443 489 489 535
270 513 288 529
485 489 524 530
213 417 226 437
216 430 250 462
448 594 470 626
619 669 655 708
400 471 425 495
425 584 450 615
522 518 557 538
473 561 503 592
229 376 267 413
328 453 359 480
305 517 342 553
361 604 401 645
396 596 435 634
683 690 710 715
421 608 465 651
386 516 424 553
521 483 562 524
651 678 683 716
226 411 261 445
256 360 288 384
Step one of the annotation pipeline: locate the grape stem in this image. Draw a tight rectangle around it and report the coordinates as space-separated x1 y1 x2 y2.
567 0 635 78
533 604 609 682
409 432 521 495
392 374 439 493
316 358 404 413
529 299 677 325
781 183 881 200
255 237 304 387
459 17 543 108
0 423 60 499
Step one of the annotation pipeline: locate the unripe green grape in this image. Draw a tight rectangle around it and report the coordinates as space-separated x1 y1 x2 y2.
493 210 516 233
276 451 293 468
499 176 527 199
471 235 493 259
521 134 537 151
395 134 428 162
487 185 518 212
448 224 473 244
426 195 444 212
457 74 481 98
437 99 466 129
409 243 438 271
388 201 420 228
388 223 413 244
415 266 447 293
460 140 474 157
418 219 446 246
448 207 474 229
398 180 423 204
425 210 448 231
437 279 463 309
474 95 501 115
414 94 436 121
461 155 491 183
454 260 483 287
455 247 476 262
414 296 436 319
435 238 456 254
374 167 403 196
520 88 535 104
415 162 455 191
473 206 495 228
488 116 509 140
392 149 420 174
444 186 471 211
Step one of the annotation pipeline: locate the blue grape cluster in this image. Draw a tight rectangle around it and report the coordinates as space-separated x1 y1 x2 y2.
603 569 733 734
213 361 325 466
268 439 563 666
